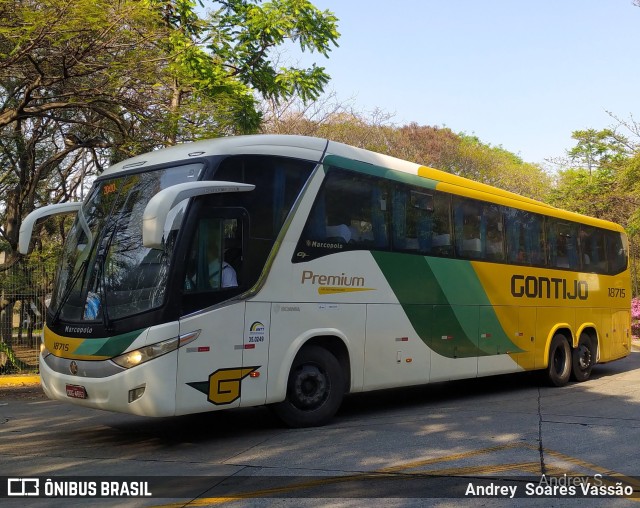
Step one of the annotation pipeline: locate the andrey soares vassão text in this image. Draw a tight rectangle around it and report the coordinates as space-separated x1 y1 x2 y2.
465 475 634 498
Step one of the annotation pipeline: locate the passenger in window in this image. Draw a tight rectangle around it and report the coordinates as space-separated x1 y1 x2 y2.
486 228 503 258
555 234 571 268
579 229 592 267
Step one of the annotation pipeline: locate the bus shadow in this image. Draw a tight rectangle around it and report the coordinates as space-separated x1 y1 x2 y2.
98 351 640 443
338 351 640 421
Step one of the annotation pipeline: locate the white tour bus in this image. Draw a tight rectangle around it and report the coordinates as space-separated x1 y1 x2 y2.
19 135 631 427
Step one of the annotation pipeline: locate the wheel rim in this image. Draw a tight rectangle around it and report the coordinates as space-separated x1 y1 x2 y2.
291 364 329 410
577 344 592 371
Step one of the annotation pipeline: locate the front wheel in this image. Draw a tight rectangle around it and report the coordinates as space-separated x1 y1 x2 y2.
571 333 595 382
271 345 344 428
546 334 572 387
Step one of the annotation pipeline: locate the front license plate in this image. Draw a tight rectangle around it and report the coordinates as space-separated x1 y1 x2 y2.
66 384 87 399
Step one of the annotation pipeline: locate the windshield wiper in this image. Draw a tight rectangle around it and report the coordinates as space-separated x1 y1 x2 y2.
95 223 119 331
51 258 89 326
50 205 96 326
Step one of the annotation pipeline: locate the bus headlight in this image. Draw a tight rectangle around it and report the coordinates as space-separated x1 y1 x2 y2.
112 331 200 369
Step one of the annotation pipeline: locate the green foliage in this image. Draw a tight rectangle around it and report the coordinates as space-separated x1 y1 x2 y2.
549 166 616 218
0 0 340 258
568 128 630 172
454 135 551 201
548 128 636 227
265 111 549 200
148 0 340 142
619 152 640 236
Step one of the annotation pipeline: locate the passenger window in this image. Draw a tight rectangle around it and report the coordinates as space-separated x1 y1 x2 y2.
431 193 453 256
606 232 628 275
453 198 505 261
579 226 607 273
391 187 451 256
505 209 545 266
547 220 579 270
453 197 483 259
294 170 389 262
484 204 505 262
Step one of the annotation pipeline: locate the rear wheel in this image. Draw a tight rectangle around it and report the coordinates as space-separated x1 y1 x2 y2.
571 333 595 382
272 345 344 428
546 334 571 387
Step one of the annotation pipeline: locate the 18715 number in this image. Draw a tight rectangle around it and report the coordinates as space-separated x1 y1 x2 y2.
608 288 626 298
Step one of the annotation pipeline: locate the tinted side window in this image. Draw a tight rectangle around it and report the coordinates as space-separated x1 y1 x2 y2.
547 219 579 270
484 203 505 262
453 197 482 259
505 209 546 266
200 155 314 294
452 197 505 261
391 186 452 256
295 170 389 262
214 155 315 239
579 226 607 273
606 231 628 275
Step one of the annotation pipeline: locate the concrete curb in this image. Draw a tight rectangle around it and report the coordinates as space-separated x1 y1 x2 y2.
0 374 40 388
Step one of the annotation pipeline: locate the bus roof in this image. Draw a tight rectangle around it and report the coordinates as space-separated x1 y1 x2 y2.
101 135 329 178
101 134 624 233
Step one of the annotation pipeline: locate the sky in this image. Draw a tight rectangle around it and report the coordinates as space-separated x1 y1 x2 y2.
281 0 640 165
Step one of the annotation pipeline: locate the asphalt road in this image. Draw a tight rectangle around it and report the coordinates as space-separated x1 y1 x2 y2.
2 350 640 507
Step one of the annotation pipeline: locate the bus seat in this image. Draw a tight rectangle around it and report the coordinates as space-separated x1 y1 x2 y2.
326 224 352 243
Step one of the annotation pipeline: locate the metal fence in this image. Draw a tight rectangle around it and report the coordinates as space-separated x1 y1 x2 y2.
0 261 47 374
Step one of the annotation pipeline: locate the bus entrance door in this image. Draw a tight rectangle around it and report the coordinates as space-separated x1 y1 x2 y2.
175 303 246 415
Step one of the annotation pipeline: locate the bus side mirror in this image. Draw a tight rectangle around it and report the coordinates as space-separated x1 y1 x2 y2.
18 202 82 254
142 181 255 250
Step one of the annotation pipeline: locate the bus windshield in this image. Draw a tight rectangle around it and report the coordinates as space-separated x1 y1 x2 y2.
50 163 203 324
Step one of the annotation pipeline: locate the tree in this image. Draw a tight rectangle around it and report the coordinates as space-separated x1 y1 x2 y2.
567 128 630 176
153 0 340 143
0 0 340 370
0 0 166 359
263 100 551 200
549 128 635 224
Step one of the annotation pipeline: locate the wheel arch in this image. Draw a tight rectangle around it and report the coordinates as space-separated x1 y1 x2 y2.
542 324 573 369
576 324 599 363
303 335 351 394
267 328 351 404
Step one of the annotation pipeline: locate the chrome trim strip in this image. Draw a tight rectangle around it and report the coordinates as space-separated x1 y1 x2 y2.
43 353 125 378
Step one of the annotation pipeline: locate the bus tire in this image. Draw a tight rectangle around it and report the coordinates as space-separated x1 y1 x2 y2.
571 333 595 382
546 334 572 387
272 345 344 428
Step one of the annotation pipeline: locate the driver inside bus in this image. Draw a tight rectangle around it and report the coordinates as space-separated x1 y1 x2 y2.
206 238 238 289
184 237 238 290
